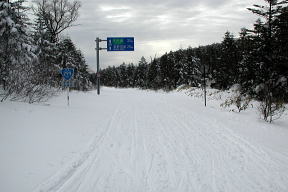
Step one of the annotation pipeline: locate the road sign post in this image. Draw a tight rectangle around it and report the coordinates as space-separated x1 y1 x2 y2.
107 37 134 51
204 64 207 107
60 68 74 106
95 37 134 95
96 38 100 95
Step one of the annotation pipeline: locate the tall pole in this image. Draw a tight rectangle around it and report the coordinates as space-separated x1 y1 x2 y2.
96 37 100 95
203 64 207 107
67 87 70 106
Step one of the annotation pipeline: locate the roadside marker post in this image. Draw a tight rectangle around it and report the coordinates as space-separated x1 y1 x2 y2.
95 37 134 95
203 64 207 107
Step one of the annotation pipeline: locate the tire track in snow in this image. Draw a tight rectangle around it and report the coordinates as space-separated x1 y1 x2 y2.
150 109 208 192
34 91 288 192
149 111 197 192
33 107 121 192
155 102 288 192
71 106 135 192
70 104 144 192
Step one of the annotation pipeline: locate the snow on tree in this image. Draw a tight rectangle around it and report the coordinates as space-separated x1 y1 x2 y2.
146 58 161 90
135 57 148 88
245 0 288 122
0 0 43 102
57 38 91 90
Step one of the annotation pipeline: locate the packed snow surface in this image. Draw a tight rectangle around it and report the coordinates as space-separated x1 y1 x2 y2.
0 87 288 192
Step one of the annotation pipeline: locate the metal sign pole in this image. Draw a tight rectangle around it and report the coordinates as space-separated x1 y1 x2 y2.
96 37 100 95
204 64 207 107
61 68 74 106
95 37 134 95
67 87 70 106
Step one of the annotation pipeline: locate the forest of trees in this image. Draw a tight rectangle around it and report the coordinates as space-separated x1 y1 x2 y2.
0 0 91 103
101 0 288 122
0 0 287 121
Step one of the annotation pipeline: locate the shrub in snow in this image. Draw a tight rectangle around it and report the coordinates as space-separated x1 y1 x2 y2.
258 98 286 123
254 79 287 123
221 84 251 112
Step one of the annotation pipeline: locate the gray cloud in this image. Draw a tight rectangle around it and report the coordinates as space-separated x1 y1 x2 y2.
64 0 260 70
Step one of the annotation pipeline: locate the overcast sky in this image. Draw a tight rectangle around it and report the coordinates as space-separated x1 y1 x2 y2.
62 0 260 71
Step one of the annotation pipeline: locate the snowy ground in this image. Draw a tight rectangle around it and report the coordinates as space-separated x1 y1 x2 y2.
0 87 288 192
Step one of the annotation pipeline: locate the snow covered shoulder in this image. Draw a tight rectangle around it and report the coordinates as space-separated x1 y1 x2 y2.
0 87 288 192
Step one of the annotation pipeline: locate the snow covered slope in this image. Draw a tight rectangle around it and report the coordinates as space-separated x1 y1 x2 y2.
0 87 288 192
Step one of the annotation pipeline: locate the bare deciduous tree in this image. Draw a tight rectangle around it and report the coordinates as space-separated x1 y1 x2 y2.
33 0 81 43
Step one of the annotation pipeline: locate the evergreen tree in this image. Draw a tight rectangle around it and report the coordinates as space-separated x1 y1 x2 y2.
274 6 288 98
147 58 160 90
244 0 288 121
33 13 59 87
57 38 91 90
118 63 128 87
74 49 91 91
214 31 240 89
245 0 287 94
178 53 201 87
33 0 82 88
0 0 40 101
159 53 175 90
135 57 148 88
126 63 136 87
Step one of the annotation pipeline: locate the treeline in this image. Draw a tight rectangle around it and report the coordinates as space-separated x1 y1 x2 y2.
101 0 288 122
0 0 91 103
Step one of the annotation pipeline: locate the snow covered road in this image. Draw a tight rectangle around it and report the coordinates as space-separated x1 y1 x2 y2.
1 88 288 192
